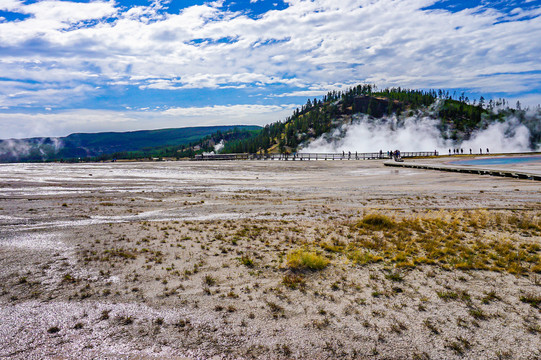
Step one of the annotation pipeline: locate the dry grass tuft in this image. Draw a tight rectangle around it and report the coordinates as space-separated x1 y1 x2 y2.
282 273 306 289
286 249 329 270
357 214 396 231
342 210 541 275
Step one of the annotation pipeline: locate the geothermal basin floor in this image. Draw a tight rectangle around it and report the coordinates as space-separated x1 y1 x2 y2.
0 160 540 359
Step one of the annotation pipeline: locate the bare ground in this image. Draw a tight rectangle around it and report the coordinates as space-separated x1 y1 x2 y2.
0 159 540 359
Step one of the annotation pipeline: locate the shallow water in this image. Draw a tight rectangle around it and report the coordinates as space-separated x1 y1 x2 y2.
451 155 541 166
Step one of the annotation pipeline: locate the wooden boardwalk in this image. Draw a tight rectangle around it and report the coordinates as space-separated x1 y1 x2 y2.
384 161 541 181
194 151 437 161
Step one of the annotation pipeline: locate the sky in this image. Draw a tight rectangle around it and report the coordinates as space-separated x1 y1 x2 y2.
0 0 540 139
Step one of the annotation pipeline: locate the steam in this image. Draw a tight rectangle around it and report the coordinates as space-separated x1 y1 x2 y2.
0 137 64 161
202 140 225 156
214 140 225 152
51 137 64 152
0 139 33 159
461 118 532 153
302 114 535 154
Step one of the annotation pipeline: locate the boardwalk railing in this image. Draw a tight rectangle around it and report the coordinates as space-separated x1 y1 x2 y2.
194 151 438 161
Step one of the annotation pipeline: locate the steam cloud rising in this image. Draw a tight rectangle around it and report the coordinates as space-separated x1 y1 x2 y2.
302 115 535 154
0 137 64 161
0 139 32 159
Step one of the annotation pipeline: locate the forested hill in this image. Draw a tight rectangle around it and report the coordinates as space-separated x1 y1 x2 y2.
222 85 541 154
0 125 261 162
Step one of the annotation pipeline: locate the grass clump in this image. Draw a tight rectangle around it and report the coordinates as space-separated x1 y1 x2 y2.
238 255 254 268
117 315 134 325
282 273 306 289
445 336 471 355
469 308 488 320
481 290 500 304
286 249 329 270
203 275 217 286
508 214 540 231
348 250 383 265
385 270 404 282
47 326 60 334
266 301 284 313
423 319 439 334
520 293 540 308
357 214 396 231
436 291 458 301
62 274 76 283
103 248 137 260
320 241 345 253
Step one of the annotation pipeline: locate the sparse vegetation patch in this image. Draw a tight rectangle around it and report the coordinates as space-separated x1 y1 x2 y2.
286 249 329 270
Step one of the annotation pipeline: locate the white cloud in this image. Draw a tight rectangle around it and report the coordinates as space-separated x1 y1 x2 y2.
0 0 539 93
0 81 95 108
0 0 539 136
0 104 297 139
270 82 358 97
162 103 297 117
0 109 137 139
0 0 117 44
271 90 329 98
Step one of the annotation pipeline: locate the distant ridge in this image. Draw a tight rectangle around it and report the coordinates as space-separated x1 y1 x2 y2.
0 125 261 163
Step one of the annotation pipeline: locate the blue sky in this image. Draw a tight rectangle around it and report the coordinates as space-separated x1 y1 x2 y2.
0 0 540 138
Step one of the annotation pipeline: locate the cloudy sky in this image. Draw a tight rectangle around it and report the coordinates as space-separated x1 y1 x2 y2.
0 0 540 139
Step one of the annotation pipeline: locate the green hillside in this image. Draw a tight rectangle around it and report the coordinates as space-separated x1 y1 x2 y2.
0 125 261 162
